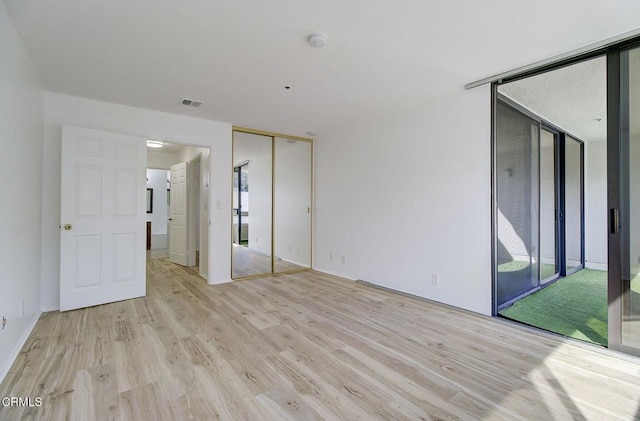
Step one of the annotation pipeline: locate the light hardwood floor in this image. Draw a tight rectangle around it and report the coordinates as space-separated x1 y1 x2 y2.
1 257 640 420
232 244 307 278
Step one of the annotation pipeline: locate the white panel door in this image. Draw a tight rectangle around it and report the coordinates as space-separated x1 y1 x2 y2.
60 125 147 311
169 162 189 266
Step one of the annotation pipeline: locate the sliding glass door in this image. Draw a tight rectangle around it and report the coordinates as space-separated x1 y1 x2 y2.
540 129 559 282
493 36 640 356
613 43 640 354
495 98 585 311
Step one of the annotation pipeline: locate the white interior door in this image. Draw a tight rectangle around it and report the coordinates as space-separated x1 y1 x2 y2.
60 125 147 311
169 162 189 266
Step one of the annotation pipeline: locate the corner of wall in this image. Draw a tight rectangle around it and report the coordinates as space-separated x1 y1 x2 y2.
0 312 41 384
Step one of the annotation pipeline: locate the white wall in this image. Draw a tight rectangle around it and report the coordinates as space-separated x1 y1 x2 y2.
41 92 232 311
0 2 44 382
148 149 179 170
585 140 607 270
315 86 492 315
146 169 169 249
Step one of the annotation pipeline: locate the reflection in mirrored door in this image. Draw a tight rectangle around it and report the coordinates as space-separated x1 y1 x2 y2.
540 129 559 282
496 101 540 308
233 164 249 246
274 137 312 273
232 132 273 278
620 44 640 353
231 128 313 279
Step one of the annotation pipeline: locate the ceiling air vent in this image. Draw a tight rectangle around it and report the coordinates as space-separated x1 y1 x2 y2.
181 98 203 107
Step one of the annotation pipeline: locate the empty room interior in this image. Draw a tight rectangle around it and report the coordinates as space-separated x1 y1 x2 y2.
2 1 640 419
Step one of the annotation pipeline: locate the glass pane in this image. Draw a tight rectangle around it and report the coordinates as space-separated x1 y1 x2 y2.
232 132 273 278
496 101 540 307
565 136 583 273
622 46 640 350
540 129 558 281
274 138 312 273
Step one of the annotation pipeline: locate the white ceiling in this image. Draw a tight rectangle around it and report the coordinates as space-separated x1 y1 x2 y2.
4 0 640 137
499 56 607 143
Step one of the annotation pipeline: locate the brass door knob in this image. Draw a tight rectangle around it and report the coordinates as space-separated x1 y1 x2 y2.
64 224 72 231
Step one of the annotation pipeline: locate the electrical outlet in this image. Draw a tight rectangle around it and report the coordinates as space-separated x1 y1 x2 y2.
2 316 6 330
431 273 439 285
329 254 333 262
21 301 24 317
341 256 346 264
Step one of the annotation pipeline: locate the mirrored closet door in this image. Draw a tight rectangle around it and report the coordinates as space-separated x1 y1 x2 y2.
232 131 273 278
231 128 313 279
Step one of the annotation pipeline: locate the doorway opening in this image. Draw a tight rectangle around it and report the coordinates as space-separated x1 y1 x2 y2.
493 55 607 345
146 141 210 280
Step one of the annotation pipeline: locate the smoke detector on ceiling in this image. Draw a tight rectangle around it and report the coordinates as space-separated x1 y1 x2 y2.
307 33 328 48
181 98 203 107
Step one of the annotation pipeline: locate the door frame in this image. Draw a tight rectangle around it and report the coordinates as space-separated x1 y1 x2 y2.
490 34 640 355
187 153 202 267
149 142 211 280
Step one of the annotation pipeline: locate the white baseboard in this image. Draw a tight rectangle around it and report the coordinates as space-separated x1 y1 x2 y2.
40 304 59 312
310 266 356 281
208 279 232 285
0 311 41 385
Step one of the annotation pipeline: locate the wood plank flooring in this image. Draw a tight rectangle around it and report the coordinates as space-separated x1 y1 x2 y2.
232 244 306 278
2 257 640 420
